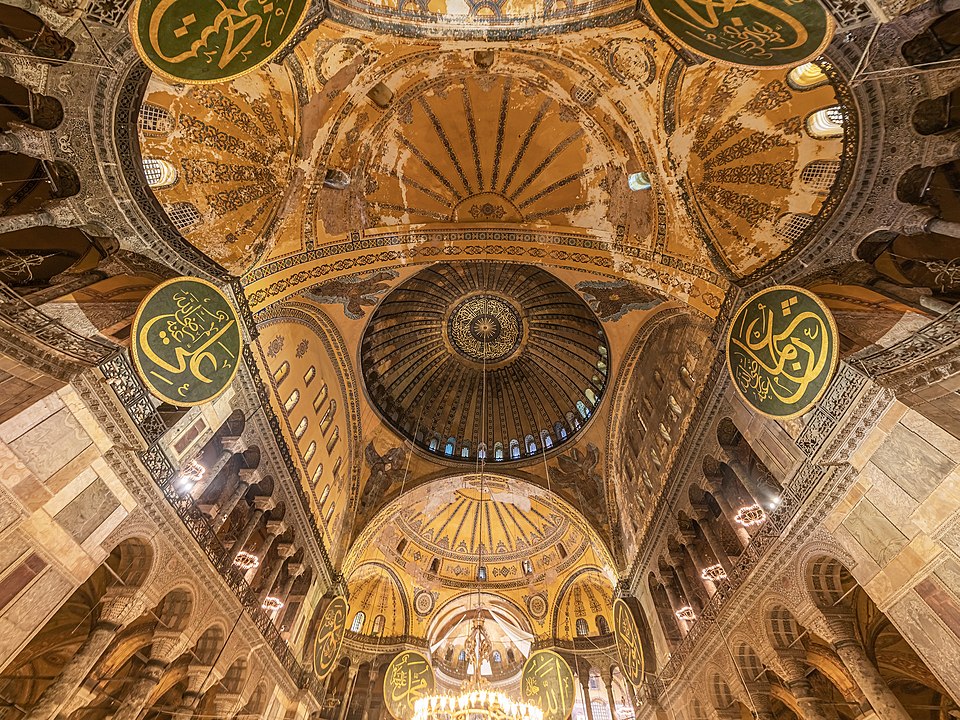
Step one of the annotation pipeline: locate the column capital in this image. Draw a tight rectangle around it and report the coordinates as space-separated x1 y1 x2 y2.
220 436 245 454
183 663 222 693
690 502 713 523
255 497 278 513
150 630 189 664
771 648 809 685
99 587 148 627
808 606 858 646
277 543 297 559
213 692 242 715
287 562 307 578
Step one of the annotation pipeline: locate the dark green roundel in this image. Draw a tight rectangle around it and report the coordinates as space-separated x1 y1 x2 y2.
646 0 833 68
726 285 838 420
131 0 310 84
131 277 242 406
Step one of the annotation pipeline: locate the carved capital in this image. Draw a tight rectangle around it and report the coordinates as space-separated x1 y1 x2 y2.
264 518 285 535
276 543 297 559
219 436 245 454
149 630 189 664
99 587 148 627
237 468 262 486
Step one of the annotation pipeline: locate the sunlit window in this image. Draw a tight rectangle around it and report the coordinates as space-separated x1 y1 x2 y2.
787 61 828 90
351 612 365 633
142 158 179 188
294 417 308 439
806 106 845 138
284 390 299 412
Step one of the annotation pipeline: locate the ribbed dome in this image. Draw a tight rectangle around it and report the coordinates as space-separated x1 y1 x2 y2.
360 262 608 462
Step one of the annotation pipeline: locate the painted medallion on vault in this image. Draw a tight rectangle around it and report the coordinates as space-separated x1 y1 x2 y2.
131 0 310 83
131 277 241 406
726 285 838 419
646 0 833 68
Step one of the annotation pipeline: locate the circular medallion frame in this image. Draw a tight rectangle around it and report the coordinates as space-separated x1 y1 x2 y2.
726 285 839 420
613 598 645 688
130 276 242 406
384 650 435 720
313 596 348 679
521 649 576 720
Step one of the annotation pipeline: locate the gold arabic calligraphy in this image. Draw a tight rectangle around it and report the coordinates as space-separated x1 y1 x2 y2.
386 652 434 720
522 651 574 720
727 287 837 418
613 599 644 688
315 598 347 678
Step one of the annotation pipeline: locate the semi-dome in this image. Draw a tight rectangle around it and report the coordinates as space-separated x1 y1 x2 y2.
360 262 609 462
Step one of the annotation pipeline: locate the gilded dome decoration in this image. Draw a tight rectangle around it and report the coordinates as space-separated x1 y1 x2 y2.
360 262 609 462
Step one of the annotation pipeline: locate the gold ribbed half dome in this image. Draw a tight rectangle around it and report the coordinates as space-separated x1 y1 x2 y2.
360 262 609 462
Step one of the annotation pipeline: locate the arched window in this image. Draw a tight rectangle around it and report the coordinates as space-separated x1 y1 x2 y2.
325 502 335 523
372 614 385 635
142 157 178 188
332 458 342 479
444 437 456 456
284 389 300 412
318 484 330 506
522 559 533 575
773 212 815 242
800 160 840 194
303 441 316 463
138 103 174 134
787 61 828 90
585 388 598 406
428 437 439 451
320 400 337 434
430 558 441 573
566 411 581 430
461 441 470 458
304 366 316 386
494 442 504 461
541 430 553 448
596 615 610 634
492 650 502 663
311 464 323 488
326 426 340 452
313 384 328 411
351 611 365 633
165 202 202 230
477 443 486 460
507 648 516 663
806 106 846 138
576 618 589 637
458 650 466 662
577 401 589 419
274 361 290 385
558 544 567 560
294 417 308 439
525 434 536 454
510 439 520 459
627 171 651 191
555 421 568 440
591 701 611 720
396 538 407 553
477 566 487 581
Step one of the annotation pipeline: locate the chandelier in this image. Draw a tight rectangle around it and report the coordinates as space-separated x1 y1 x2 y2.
413 617 543 720
734 504 766 527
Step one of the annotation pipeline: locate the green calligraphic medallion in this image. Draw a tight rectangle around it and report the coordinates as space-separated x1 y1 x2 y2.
384 650 435 720
313 596 348 680
646 0 834 68
131 276 242 406
613 599 645 688
522 650 576 720
726 285 838 420
130 0 310 84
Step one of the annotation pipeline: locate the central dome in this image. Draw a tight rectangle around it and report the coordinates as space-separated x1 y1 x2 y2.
361 262 609 462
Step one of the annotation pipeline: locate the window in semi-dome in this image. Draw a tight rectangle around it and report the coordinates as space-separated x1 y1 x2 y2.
325 503 334 523
774 213 815 242
445 437 455 456
801 160 840 194
787 61 828 90
493 650 502 663
304 366 316 386
461 441 470 458
284 390 299 412
541 430 553 448
320 400 337 434
555 422 568 440
459 650 466 662
138 103 174 134
318 484 330 506
165 202 201 231
294 417 308 439
477 443 486 460
303 441 316 463
326 427 340 452
510 439 520 459
525 435 536 454
310 464 323 487
597 615 609 634
494 442 504 460
313 384 328 411
807 106 846 138
522 559 533 575
275 361 290 385
351 612 365 633
576 618 589 636
142 158 179 188
372 615 385 636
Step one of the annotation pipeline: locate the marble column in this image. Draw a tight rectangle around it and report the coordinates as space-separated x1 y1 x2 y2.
248 519 286 583
927 217 960 239
658 574 688 636
190 435 243 500
605 672 619 720
212 692 242 718
814 609 912 720
176 664 220 716
776 650 831 720
113 630 187 720
744 682 777 720
338 667 359 720
0 203 75 234
212 468 262 532
579 671 596 720
361 666 379 720
718 447 771 507
26 588 147 720
702 477 752 548
228 497 276 560
691 506 735 575
260 543 296 601
276 562 305 618
680 529 718 595
668 550 703 612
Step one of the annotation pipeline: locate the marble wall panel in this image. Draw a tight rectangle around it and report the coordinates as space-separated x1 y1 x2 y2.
53 477 120 544
871 424 956 503
7 407 92 483
841 496 909 567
